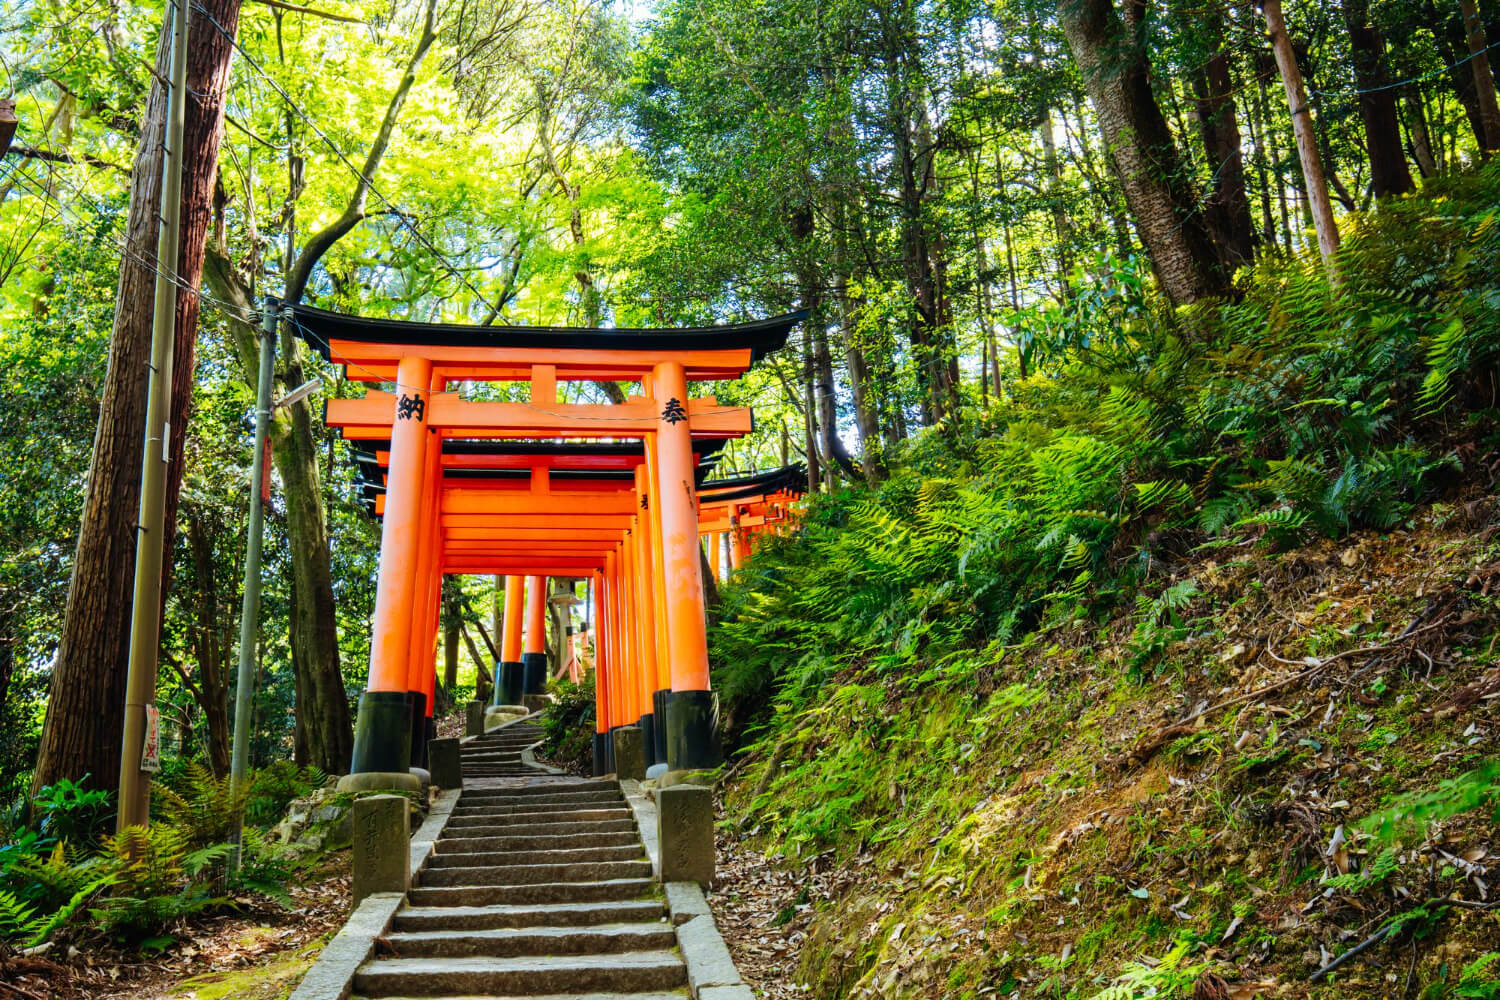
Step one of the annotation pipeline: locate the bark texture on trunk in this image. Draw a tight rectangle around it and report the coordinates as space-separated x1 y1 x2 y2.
32 0 243 800
1193 43 1256 269
1458 0 1500 152
182 509 231 776
1344 0 1415 196
442 577 460 692
1056 0 1230 307
1263 0 1341 269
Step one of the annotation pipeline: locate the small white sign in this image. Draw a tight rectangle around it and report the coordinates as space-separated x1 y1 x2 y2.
142 704 161 773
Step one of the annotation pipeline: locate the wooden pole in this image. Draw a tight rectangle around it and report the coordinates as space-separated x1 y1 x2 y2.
229 299 276 865
118 0 190 831
1262 0 1340 269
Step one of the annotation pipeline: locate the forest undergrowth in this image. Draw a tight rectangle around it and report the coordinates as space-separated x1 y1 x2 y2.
703 164 1500 998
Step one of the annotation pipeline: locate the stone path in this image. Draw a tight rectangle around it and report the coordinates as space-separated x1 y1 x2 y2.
351 719 689 998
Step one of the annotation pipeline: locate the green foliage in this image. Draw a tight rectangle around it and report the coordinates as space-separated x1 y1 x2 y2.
1361 763 1500 842
1325 848 1401 893
540 674 596 771
245 761 328 828
89 825 224 943
1450 953 1500 999
151 763 249 848
31 774 113 847
710 164 1500 868
1086 939 1213 999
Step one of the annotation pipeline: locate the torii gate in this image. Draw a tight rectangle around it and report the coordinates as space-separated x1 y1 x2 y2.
697 465 808 573
295 305 800 787
347 439 730 771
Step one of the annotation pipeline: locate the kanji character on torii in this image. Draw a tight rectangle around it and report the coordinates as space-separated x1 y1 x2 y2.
293 305 803 787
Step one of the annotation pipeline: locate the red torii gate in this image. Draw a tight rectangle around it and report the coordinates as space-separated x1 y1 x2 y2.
348 439 730 770
296 305 800 785
697 465 807 572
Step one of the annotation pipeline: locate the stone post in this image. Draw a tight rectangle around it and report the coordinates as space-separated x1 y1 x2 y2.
465 700 484 737
657 784 714 886
613 725 645 780
352 794 410 904
428 737 461 790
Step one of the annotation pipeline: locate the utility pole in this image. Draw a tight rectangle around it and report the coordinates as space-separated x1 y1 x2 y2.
230 299 277 865
116 0 190 833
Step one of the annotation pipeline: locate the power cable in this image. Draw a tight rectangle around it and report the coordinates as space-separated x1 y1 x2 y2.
188 1 500 311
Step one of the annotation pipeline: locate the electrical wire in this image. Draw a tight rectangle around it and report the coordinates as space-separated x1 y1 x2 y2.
0 154 245 313
1309 38 1500 100
188 1 500 312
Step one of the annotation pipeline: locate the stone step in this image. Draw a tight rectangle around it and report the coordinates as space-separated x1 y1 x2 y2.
356 992 687 1000
451 800 625 818
438 831 642 854
461 780 618 798
353 952 687 997
452 792 622 808
430 844 644 867
418 859 654 888
393 900 665 932
438 819 639 839
381 921 676 958
447 808 632 828
407 877 656 907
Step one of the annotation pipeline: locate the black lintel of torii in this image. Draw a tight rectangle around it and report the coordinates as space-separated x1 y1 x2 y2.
290 303 806 363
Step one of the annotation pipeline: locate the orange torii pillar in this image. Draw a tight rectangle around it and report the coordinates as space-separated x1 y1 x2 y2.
642 422 673 765
495 575 526 706
404 373 445 771
521 575 549 699
652 360 722 770
346 356 434 788
632 465 663 767
591 572 612 773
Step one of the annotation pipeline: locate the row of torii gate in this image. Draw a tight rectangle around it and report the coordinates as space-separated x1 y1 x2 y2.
293 305 806 783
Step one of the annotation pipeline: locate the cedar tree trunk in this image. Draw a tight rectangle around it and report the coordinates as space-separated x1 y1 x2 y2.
1056 0 1231 306
32 0 242 800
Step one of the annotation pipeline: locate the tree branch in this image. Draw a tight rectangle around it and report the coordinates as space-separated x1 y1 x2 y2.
283 0 439 304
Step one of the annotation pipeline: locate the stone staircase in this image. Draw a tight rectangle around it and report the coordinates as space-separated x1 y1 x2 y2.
351 722 688 999
459 719 552 779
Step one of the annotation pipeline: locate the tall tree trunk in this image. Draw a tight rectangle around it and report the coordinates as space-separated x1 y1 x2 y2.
1246 69 1277 248
1056 0 1231 307
1263 0 1341 269
183 510 231 776
1038 108 1074 285
1344 0 1416 196
1192 31 1257 268
1404 91 1440 177
32 0 243 800
883 2 952 421
800 328 822 491
276 380 354 771
442 577 460 692
1458 0 1500 152
1423 0 1492 150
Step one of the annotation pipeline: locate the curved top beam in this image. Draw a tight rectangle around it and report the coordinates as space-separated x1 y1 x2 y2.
291 304 806 375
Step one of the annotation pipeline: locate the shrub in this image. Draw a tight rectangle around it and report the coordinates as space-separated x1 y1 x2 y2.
31 774 112 847
540 674 595 771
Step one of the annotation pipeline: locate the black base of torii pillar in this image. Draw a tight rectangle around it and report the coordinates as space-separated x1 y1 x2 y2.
665 691 722 771
494 661 525 707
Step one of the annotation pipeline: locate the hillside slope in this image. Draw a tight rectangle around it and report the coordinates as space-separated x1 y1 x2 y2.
711 497 1499 997
702 166 1500 999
